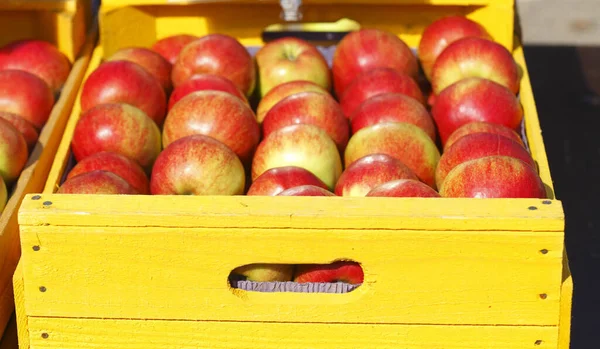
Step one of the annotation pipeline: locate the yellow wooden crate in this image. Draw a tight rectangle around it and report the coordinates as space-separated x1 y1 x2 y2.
0 1 97 339
14 0 572 348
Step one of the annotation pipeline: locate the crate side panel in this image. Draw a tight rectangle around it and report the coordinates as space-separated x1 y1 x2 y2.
558 255 573 349
28 317 557 349
13 261 30 349
21 225 563 325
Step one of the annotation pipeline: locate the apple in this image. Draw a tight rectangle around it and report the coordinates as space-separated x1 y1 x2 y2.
262 91 349 152
231 264 294 282
334 153 418 197
162 90 260 165
431 77 523 145
71 103 162 173
431 37 520 95
0 39 72 95
332 28 419 97
151 34 199 65
252 124 342 190
57 170 137 195
417 16 492 80
0 118 28 185
0 176 6 213
435 133 535 188
256 80 329 124
439 156 546 198
366 179 441 197
168 74 249 111
80 60 167 127
277 185 336 196
0 111 39 150
339 68 424 118
171 34 256 96
350 92 436 141
255 37 331 97
247 166 329 196
150 134 246 195
444 121 524 150
107 47 173 93
0 70 54 130
294 261 364 284
67 151 150 195
345 122 441 189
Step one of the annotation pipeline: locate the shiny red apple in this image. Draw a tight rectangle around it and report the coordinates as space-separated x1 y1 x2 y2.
277 185 336 196
168 74 249 110
256 80 330 124
107 47 173 92
0 111 39 150
366 179 441 197
151 34 199 65
294 261 364 284
57 170 137 195
247 166 329 196
0 70 54 130
444 121 525 150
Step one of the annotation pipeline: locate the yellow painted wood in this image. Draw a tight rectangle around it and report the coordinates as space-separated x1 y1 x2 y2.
558 253 573 349
99 0 514 58
0 0 92 61
27 317 557 349
13 261 29 349
0 24 97 337
20 224 563 325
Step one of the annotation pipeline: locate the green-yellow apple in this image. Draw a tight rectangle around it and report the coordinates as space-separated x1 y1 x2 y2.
255 37 331 97
252 124 342 190
0 118 28 185
231 264 294 282
345 122 441 189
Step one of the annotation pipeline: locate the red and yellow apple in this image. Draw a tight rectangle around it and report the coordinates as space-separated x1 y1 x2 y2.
277 185 336 196
0 111 39 150
151 34 199 65
0 70 54 130
252 124 342 190
150 134 246 196
444 121 525 150
247 166 329 196
71 103 162 172
366 179 441 197
334 153 418 197
256 80 329 124
431 77 523 145
107 47 173 92
168 74 249 110
294 261 364 284
439 156 546 198
0 118 28 184
262 91 349 152
255 37 331 97
345 122 441 189
57 170 137 195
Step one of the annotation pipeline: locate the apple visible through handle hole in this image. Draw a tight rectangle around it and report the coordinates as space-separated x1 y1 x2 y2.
229 261 364 294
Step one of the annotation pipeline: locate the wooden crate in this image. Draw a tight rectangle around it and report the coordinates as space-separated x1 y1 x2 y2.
0 1 97 339
14 0 572 348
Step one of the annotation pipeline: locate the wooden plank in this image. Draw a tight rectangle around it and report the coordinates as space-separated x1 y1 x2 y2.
14 261 29 349
20 225 563 325
19 194 564 232
558 252 573 349
27 317 557 349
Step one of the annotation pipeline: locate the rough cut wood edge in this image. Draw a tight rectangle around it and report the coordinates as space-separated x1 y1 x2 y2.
558 251 573 349
0 24 97 337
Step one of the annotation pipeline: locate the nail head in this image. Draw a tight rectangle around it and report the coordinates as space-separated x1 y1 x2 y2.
31 195 41 200
528 206 538 210
540 249 549 254
41 333 49 339
39 286 46 292
534 339 543 345
42 201 52 206
539 293 547 299
32 246 40 251
542 200 552 205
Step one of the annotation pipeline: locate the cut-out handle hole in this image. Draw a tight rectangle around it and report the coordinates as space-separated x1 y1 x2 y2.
229 261 363 294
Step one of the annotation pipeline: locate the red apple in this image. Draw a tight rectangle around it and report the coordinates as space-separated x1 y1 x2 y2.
151 34 199 65
0 118 28 184
168 74 249 110
150 134 246 195
162 90 260 164
57 170 137 195
247 166 329 196
0 39 72 94
435 133 535 188
439 156 546 198
255 37 331 97
345 122 441 189
67 151 150 195
277 185 336 196
0 70 54 130
340 68 424 118
366 179 441 197
80 60 167 127
431 77 524 145
252 124 342 190
431 37 520 95
71 103 162 173
332 29 419 97
231 264 294 282
294 261 364 284
256 80 330 124
350 93 436 141
0 176 6 212
171 34 256 96
418 16 492 80
334 153 418 197
0 111 39 150
262 91 349 152
107 47 173 92
444 121 524 150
